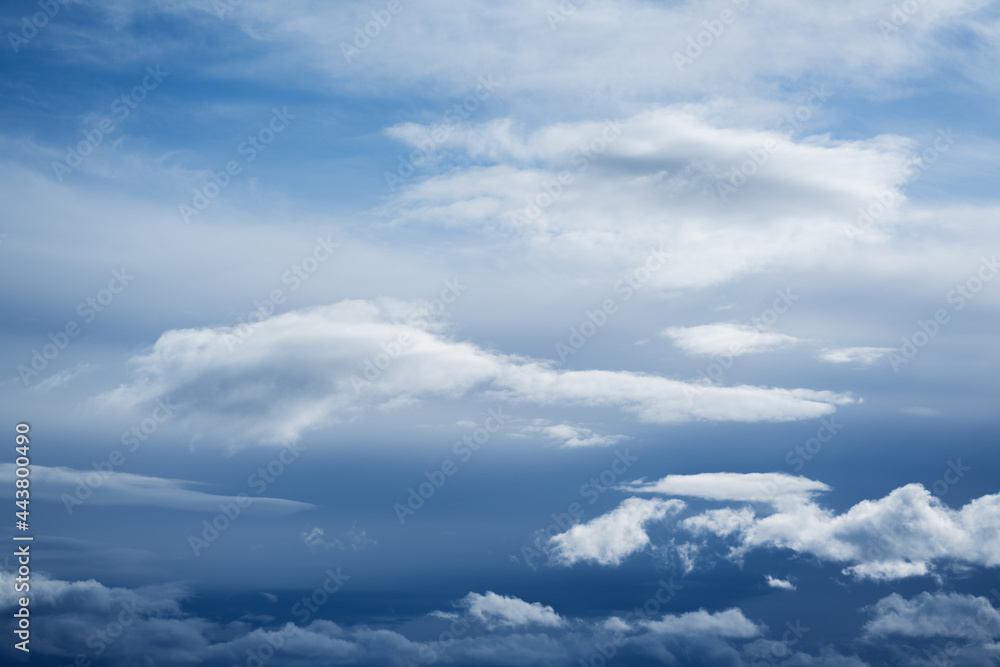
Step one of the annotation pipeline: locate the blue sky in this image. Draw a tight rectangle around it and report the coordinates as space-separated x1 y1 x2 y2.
2 1 1000 665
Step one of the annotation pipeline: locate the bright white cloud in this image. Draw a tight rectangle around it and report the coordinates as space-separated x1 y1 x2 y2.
583 473 1000 581
550 497 685 566
663 323 800 357
458 592 564 629
765 576 796 591
93 300 856 445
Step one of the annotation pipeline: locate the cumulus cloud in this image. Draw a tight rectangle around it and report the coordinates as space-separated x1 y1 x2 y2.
864 592 1000 639
0 464 313 515
550 497 686 566
765 576 796 591
663 323 800 357
458 592 564 629
93 299 856 445
583 472 1000 581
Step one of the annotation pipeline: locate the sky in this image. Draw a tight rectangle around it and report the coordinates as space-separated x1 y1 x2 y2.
1 0 999 665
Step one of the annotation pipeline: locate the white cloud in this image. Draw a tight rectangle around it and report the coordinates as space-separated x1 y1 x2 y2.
582 473 1000 581
818 346 895 364
183 0 995 106
622 472 831 507
458 592 564 629
93 299 856 445
663 323 800 357
0 464 313 515
865 592 1000 639
765 576 796 591
641 608 763 638
384 106 918 291
519 421 628 448
550 497 685 566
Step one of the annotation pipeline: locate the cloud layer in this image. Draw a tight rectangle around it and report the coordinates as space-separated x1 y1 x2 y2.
94 299 856 445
